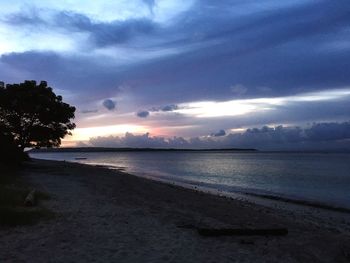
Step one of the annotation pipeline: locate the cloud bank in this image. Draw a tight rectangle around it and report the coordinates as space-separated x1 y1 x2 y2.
85 122 350 151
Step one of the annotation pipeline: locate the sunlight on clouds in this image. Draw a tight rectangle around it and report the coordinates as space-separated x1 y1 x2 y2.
153 0 196 23
93 45 185 64
66 124 148 141
177 88 350 118
0 0 148 22
177 101 257 117
291 89 350 102
0 0 195 55
230 128 246 134
0 26 82 55
0 0 195 23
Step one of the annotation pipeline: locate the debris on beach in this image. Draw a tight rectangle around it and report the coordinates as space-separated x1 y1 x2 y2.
24 189 36 207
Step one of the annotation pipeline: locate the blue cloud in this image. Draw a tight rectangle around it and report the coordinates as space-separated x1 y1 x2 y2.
103 99 116 110
211 130 226 137
161 104 178 112
3 1 350 103
57 12 157 46
136 110 150 118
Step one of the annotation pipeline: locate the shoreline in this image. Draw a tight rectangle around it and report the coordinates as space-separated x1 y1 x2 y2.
87 161 350 234
37 157 350 216
1 159 350 262
29 152 350 216
29 158 350 234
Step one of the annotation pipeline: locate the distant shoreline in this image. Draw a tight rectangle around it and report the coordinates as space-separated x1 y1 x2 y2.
28 147 350 154
28 147 258 153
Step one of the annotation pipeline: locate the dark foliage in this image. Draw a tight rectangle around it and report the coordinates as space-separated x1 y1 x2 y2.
0 124 27 164
0 80 76 152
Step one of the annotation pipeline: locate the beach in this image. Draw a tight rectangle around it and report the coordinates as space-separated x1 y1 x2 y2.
1 159 350 262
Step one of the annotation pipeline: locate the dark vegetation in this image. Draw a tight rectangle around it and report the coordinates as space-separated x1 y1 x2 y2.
0 80 75 226
0 123 28 164
0 164 53 227
0 80 75 155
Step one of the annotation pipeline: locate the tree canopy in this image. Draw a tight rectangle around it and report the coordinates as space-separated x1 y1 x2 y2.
0 80 76 151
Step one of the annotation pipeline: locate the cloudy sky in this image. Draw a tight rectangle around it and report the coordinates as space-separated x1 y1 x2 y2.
1 0 350 150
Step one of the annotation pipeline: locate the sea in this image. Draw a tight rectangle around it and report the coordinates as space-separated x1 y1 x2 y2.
29 151 350 211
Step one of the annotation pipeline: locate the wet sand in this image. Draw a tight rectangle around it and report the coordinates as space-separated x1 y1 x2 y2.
1 159 350 262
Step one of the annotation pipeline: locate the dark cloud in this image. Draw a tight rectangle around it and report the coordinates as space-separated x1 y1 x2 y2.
3 0 350 106
102 99 116 110
161 104 179 112
223 122 350 150
4 9 44 25
87 122 350 151
0 51 123 105
136 110 150 118
304 122 350 142
58 12 157 46
211 130 226 137
149 104 179 112
5 10 158 47
113 0 350 104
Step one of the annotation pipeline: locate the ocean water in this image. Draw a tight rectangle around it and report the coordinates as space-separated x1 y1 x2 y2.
29 151 350 210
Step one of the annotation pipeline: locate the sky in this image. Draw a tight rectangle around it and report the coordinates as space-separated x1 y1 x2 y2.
1 0 350 150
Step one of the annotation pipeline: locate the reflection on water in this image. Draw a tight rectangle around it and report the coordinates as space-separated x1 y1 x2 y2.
30 151 350 209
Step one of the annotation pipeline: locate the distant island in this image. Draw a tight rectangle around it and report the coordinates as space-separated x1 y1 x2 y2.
29 147 258 153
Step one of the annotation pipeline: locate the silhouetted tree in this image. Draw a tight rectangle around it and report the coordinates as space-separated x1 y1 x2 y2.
0 80 76 151
0 123 27 164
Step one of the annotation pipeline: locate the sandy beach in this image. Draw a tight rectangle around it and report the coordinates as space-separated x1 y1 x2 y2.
1 159 350 262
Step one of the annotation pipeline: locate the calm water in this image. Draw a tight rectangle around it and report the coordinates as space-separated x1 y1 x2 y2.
30 151 350 210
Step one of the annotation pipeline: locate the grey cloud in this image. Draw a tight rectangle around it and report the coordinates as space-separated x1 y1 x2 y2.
4 9 44 25
223 122 350 150
304 122 350 142
0 51 123 105
116 0 350 104
81 109 98 114
5 9 158 47
211 130 226 137
161 104 179 112
87 122 350 151
136 110 150 118
57 12 157 46
103 99 116 110
149 104 179 112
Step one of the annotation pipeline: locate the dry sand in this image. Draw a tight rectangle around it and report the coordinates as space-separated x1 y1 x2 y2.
1 159 350 262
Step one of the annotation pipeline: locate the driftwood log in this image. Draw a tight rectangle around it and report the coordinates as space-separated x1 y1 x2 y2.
24 190 36 207
197 228 288 237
